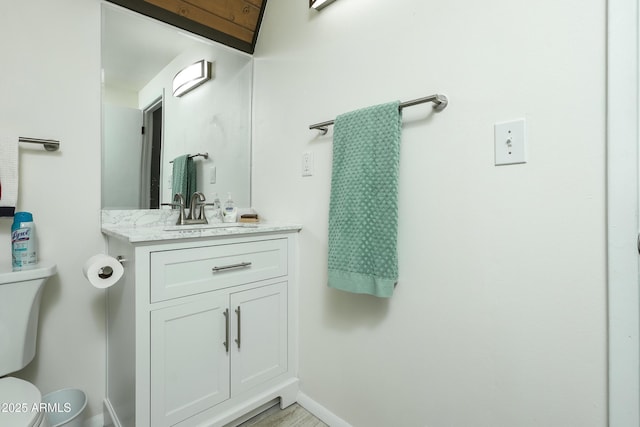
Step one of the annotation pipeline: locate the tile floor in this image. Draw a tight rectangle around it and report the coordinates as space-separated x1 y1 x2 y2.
238 403 328 427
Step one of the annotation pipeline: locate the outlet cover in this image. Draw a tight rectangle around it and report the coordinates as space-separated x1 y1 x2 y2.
494 119 526 165
209 166 216 184
302 151 314 177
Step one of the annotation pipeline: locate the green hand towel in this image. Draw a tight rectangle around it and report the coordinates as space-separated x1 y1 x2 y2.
328 101 402 298
171 154 196 200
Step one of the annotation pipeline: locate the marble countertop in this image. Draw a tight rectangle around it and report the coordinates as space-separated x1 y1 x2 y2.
101 209 301 243
102 222 302 243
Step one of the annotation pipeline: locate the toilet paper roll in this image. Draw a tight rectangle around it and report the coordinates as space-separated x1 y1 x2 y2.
82 254 124 288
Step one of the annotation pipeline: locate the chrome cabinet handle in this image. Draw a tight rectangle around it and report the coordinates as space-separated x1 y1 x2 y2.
235 306 241 349
211 262 252 273
223 308 230 353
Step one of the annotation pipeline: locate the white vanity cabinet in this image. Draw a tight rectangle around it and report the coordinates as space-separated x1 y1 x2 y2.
102 227 300 427
150 282 288 426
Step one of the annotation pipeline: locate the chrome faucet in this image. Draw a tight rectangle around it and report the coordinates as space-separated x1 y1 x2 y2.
161 192 208 225
188 192 208 223
163 193 187 225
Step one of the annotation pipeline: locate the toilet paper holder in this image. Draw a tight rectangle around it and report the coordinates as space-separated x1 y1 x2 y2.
98 256 126 279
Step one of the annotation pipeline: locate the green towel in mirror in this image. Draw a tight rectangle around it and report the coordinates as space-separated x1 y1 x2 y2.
171 154 196 200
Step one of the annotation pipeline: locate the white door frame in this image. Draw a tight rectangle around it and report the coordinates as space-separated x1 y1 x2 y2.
608 0 640 425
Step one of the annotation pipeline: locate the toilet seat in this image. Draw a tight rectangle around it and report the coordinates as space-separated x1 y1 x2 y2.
0 377 49 427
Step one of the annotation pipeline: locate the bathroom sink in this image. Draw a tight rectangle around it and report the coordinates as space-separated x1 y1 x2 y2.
162 223 257 232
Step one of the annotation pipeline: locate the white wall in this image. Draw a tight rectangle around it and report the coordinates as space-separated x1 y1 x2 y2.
253 1 607 426
102 105 142 209
0 0 105 420
607 0 640 424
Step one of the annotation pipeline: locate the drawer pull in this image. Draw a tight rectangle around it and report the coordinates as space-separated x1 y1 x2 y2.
211 262 252 273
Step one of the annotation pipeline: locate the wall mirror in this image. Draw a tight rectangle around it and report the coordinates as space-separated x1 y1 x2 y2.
101 3 252 211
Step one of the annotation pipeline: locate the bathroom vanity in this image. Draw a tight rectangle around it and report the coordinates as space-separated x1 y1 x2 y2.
101 213 301 427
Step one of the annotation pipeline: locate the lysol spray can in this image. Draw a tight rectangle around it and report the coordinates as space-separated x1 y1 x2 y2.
11 211 37 270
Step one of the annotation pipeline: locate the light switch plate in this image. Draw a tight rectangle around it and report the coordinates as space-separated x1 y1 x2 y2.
494 119 526 165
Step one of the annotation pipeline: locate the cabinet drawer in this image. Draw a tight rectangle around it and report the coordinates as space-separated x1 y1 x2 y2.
150 239 287 302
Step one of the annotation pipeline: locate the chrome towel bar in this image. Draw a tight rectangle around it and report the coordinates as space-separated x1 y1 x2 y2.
19 137 60 152
309 94 448 134
169 152 209 163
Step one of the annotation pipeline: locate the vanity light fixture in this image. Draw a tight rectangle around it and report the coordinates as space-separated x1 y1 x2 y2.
309 0 337 10
172 60 212 97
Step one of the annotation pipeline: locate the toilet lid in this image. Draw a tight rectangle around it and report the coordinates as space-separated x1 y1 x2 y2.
0 377 44 427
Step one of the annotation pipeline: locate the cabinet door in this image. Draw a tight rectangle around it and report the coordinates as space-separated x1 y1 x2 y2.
230 282 288 396
150 294 230 426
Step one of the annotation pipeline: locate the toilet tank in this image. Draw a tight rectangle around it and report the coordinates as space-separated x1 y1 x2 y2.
0 263 56 376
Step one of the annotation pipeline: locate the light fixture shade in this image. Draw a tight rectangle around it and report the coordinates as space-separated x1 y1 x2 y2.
172 60 212 97
309 0 337 10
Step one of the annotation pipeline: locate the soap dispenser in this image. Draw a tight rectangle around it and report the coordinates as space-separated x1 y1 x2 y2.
223 193 237 223
205 193 223 223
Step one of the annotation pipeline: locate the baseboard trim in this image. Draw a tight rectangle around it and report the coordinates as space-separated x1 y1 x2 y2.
296 392 352 427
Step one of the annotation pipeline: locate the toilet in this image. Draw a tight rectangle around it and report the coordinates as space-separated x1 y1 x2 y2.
0 262 56 427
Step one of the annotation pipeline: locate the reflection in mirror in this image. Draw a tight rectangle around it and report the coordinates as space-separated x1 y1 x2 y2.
101 3 252 210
